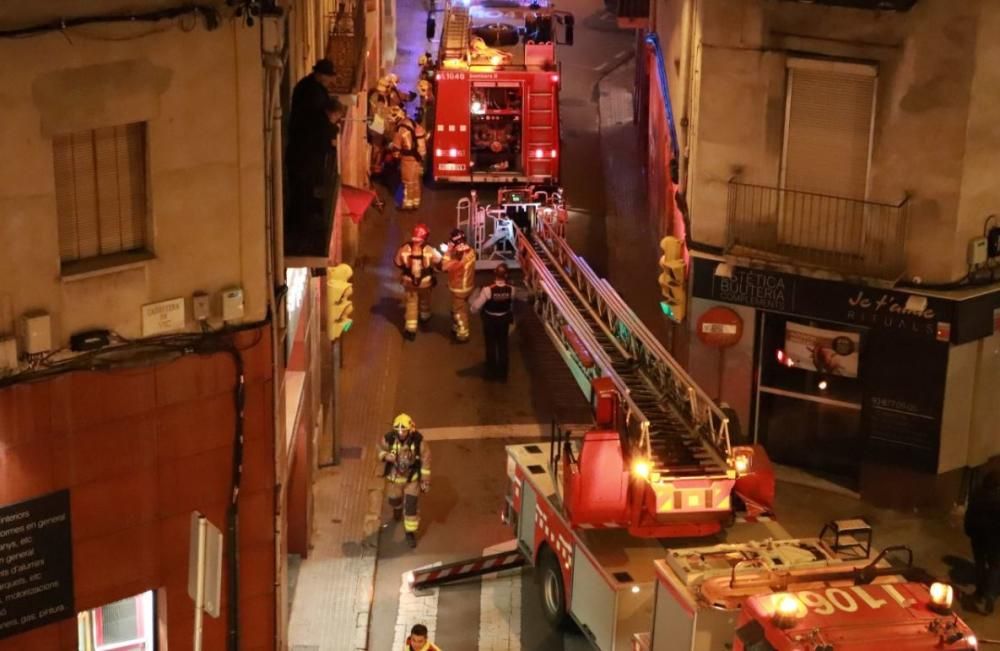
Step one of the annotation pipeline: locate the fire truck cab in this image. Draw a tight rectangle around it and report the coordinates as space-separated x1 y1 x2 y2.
430 0 573 183
636 540 978 651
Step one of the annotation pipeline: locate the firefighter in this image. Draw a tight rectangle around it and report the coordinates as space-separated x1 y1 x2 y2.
415 78 435 132
378 414 431 548
387 73 417 107
404 623 440 651
394 223 442 339
439 228 477 343
390 108 427 210
471 263 515 380
418 51 436 81
368 76 394 175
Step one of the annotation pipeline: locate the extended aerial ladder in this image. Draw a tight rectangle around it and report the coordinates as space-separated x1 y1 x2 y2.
514 204 776 536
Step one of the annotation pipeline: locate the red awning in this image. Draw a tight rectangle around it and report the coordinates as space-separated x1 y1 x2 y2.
339 184 377 224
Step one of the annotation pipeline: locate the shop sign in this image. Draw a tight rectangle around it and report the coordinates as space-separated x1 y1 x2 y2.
691 258 953 340
0 490 74 641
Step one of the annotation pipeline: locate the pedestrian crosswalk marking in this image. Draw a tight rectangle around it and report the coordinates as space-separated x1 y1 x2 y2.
393 563 440 651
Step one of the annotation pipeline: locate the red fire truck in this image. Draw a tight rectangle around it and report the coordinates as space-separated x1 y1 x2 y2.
428 0 573 183
637 539 979 651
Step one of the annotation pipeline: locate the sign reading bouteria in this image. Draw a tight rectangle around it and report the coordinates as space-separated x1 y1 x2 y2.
696 306 743 348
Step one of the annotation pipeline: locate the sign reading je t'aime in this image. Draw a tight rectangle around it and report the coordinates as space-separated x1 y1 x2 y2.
0 490 75 641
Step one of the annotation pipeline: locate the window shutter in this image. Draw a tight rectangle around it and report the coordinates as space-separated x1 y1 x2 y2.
783 62 876 199
53 122 148 266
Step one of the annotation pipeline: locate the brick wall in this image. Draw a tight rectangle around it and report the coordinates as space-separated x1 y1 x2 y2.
0 327 276 651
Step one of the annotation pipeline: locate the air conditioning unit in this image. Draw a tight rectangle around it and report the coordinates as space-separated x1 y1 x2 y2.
779 0 917 11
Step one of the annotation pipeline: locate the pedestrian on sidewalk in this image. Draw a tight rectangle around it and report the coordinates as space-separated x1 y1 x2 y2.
470 263 514 380
965 470 1000 614
378 413 432 548
404 623 441 650
439 228 477 343
394 223 442 340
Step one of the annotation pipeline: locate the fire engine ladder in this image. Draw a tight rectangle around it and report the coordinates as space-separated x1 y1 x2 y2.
515 221 733 479
440 6 471 61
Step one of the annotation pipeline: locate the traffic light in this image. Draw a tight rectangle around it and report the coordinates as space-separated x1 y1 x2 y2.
327 263 354 341
657 236 686 322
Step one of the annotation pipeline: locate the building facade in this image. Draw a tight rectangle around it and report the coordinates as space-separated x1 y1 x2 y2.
0 0 378 647
640 0 1000 508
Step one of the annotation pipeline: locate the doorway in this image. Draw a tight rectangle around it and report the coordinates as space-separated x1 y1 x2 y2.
754 312 866 487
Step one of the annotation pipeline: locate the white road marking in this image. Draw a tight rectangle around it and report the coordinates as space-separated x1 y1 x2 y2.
478 540 523 651
614 50 630 59
420 423 592 441
393 563 440 650
594 60 611 72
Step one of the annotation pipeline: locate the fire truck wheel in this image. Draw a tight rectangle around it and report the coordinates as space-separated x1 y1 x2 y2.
537 546 569 628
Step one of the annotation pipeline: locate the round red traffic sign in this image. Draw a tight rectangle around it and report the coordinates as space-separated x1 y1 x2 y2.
697 307 743 348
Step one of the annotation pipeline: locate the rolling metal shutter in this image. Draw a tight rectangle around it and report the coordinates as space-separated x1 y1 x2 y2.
782 59 877 199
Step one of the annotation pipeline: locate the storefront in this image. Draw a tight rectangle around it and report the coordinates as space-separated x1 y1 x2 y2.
685 255 1000 504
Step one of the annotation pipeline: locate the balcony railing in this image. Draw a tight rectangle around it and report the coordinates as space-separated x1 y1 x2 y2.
326 0 367 95
726 181 909 281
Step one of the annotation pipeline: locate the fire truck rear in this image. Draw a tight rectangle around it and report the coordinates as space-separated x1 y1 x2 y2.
637 540 979 651
429 0 573 183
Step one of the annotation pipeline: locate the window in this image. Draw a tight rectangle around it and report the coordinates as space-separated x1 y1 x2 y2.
78 590 156 651
781 58 877 198
53 122 150 271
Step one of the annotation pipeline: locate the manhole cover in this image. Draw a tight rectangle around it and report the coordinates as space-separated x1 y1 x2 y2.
340 446 363 459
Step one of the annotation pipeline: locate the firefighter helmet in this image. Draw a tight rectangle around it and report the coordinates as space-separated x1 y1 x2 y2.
393 413 415 432
387 73 400 86
450 228 467 245
376 75 391 93
412 223 430 241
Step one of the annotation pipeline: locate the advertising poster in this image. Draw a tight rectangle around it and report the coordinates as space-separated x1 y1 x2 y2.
784 322 860 377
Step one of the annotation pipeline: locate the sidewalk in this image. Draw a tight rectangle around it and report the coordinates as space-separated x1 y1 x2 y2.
596 58 1000 642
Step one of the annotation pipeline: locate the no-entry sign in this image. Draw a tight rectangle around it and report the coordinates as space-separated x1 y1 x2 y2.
697 306 743 348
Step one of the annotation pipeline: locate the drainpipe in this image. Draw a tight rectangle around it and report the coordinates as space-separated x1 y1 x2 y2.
676 0 695 193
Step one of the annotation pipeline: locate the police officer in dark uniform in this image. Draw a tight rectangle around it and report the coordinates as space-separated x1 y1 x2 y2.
471 263 515 380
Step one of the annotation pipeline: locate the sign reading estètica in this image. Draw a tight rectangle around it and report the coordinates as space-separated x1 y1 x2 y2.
0 490 75 641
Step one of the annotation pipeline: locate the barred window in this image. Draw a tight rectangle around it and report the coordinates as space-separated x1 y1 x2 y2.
53 122 150 270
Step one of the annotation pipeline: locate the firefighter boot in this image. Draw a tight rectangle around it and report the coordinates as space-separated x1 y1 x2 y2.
405 532 417 548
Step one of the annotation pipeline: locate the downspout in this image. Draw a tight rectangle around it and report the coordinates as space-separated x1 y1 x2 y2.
261 16 287 651
677 0 695 193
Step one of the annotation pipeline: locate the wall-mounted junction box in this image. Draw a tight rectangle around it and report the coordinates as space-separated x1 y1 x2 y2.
0 337 18 372
221 287 245 322
969 237 988 266
20 311 52 354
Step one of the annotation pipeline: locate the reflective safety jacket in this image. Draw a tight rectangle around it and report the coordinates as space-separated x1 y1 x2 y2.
441 244 477 296
394 242 442 289
378 431 432 484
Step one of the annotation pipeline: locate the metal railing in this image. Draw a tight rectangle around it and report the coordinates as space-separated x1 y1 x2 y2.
726 180 909 280
515 216 733 476
326 0 367 95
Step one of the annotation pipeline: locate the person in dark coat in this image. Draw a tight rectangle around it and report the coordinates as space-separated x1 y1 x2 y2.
285 60 338 251
965 470 1000 614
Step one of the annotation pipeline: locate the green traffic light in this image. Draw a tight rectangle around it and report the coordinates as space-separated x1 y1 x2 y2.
659 301 674 317
342 319 353 333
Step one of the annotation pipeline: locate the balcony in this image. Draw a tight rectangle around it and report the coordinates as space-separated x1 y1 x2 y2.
326 0 367 95
613 0 648 29
726 181 909 281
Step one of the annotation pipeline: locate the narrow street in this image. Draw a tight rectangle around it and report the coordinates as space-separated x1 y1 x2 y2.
291 1 1000 650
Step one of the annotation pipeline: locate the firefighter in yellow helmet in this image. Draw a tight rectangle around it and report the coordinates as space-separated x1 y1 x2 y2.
390 107 427 210
394 223 442 339
368 76 394 175
439 228 477 342
378 413 432 548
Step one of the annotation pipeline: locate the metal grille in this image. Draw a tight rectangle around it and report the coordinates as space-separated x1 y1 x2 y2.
325 1 367 94
53 122 148 264
726 180 908 281
100 596 139 643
